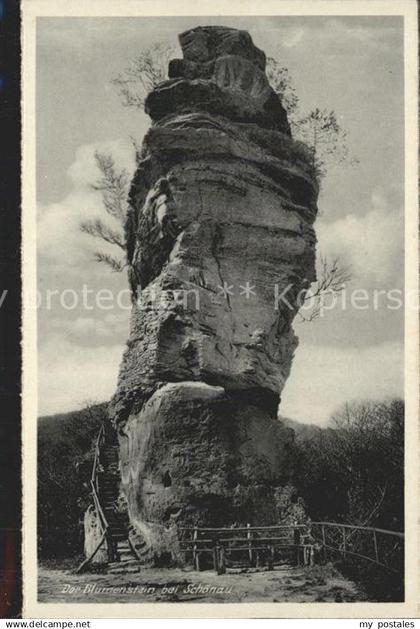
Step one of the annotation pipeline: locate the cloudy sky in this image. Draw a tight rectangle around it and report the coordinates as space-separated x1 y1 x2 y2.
36 16 404 424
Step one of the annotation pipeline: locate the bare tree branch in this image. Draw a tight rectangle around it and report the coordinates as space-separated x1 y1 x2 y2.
80 218 125 250
111 43 175 108
93 251 126 273
298 255 352 322
292 108 358 179
91 152 129 224
79 151 129 272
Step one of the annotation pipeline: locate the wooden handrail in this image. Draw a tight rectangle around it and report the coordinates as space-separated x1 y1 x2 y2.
89 424 109 532
75 529 107 574
311 521 404 539
91 481 108 532
75 423 110 573
318 541 401 574
91 423 105 485
179 522 403 575
179 525 307 534
310 521 403 574
180 536 296 544
179 523 402 537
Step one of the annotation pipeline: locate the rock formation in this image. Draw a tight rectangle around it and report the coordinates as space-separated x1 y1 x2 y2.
110 26 319 563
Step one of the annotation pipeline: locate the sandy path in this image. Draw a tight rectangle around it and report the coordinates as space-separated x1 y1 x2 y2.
38 563 365 604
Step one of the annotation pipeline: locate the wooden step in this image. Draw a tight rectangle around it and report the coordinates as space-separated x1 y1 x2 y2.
107 560 138 569
111 559 141 568
105 515 127 522
119 552 135 561
117 553 134 561
106 520 127 528
108 565 141 575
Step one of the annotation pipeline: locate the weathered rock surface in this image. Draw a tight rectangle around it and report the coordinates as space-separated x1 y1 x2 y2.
147 27 289 132
119 383 294 559
178 26 267 69
111 26 319 564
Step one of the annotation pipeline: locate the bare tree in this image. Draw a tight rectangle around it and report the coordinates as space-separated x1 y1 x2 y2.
111 43 175 109
264 63 357 180
298 255 352 322
329 399 404 528
293 398 404 532
292 108 357 178
80 152 128 272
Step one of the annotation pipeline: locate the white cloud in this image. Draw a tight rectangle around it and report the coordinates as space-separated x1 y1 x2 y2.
66 140 135 188
281 27 305 48
36 140 136 416
38 333 125 416
280 340 403 426
317 190 403 284
37 138 136 268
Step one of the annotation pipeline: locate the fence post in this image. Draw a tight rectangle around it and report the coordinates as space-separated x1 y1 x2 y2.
294 526 301 566
268 545 274 570
212 539 219 574
247 523 254 567
321 524 327 563
218 545 226 575
373 530 379 563
342 526 346 562
192 527 198 571
310 545 315 566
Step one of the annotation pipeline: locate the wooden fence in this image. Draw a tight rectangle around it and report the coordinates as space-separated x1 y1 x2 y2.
179 522 404 575
310 522 404 575
178 524 312 574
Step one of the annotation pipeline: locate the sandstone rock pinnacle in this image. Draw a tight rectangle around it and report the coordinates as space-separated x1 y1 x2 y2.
110 26 319 564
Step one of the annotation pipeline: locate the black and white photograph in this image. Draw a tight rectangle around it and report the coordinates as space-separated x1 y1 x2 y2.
20 0 418 618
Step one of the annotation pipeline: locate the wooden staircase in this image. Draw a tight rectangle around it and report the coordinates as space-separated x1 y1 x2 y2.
107 539 144 575
99 424 143 573
97 440 127 544
77 421 143 574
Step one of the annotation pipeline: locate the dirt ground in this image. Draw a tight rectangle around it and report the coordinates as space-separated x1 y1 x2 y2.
38 562 366 604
